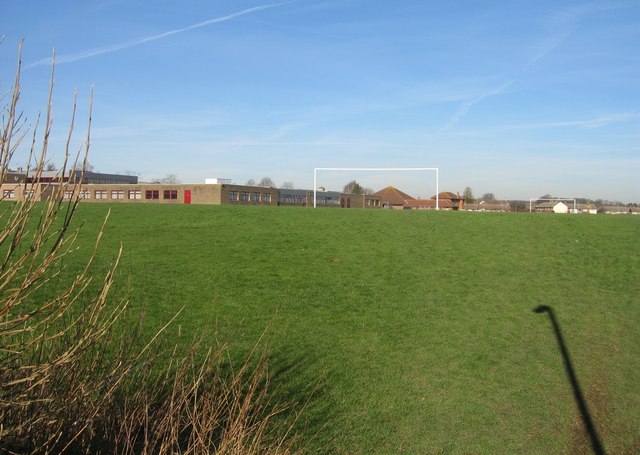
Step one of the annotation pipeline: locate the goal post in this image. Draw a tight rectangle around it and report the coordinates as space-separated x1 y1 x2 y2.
529 198 577 213
313 167 439 209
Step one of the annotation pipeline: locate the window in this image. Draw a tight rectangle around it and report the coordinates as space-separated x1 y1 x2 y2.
2 190 15 199
252 192 261 202
128 190 141 200
262 193 271 203
63 190 74 199
24 190 35 199
145 190 159 200
111 190 125 200
278 193 306 204
318 197 339 205
95 190 108 199
229 191 238 202
163 190 177 200
79 190 90 199
240 191 250 202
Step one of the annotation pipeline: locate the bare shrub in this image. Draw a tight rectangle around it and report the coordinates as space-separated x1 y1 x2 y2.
1 43 299 454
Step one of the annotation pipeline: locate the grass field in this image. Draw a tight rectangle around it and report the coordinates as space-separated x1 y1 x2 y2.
38 203 640 454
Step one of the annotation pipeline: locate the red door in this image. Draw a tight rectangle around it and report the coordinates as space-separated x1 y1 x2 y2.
184 190 191 204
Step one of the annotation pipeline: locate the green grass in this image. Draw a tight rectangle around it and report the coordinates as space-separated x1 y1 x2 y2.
32 204 640 453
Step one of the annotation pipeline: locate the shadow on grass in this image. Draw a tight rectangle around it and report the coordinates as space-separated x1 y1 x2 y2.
266 350 337 453
534 305 606 455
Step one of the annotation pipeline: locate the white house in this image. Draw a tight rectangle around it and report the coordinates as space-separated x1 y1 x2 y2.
553 202 569 214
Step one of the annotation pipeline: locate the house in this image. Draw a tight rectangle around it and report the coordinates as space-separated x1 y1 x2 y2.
403 199 438 210
553 202 568 214
532 201 571 213
374 186 415 209
403 192 464 210
433 192 464 210
464 201 511 212
574 203 598 214
602 205 639 215
400 191 465 211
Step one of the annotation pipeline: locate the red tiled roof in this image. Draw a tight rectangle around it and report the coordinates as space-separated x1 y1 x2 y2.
404 199 455 208
432 191 462 200
404 199 437 207
374 186 415 205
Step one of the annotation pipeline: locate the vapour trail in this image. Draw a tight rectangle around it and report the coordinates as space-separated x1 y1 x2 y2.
27 2 291 68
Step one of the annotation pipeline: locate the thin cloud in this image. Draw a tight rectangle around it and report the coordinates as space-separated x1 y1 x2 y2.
525 1 635 66
506 111 638 130
27 2 292 68
527 28 575 66
442 80 514 131
526 6 581 66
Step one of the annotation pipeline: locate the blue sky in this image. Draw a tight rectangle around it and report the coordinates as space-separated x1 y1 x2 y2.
1 0 639 201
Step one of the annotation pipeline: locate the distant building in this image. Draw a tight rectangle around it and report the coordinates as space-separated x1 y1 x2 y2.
374 186 415 208
464 201 511 212
205 178 232 184
602 205 638 215
402 199 437 210
553 202 568 214
573 203 598 215
36 170 138 185
279 188 312 206
433 192 464 210
533 201 570 213
0 176 385 209
403 192 464 211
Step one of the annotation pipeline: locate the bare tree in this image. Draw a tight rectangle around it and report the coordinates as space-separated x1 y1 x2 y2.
152 173 181 184
343 180 363 194
258 176 276 188
280 181 295 189
463 186 475 203
73 161 95 171
245 178 256 186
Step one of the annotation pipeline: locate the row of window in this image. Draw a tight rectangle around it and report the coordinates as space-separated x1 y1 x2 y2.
228 191 271 203
2 188 381 207
317 197 340 205
2 188 180 201
3 189 34 199
279 195 307 204
144 190 177 200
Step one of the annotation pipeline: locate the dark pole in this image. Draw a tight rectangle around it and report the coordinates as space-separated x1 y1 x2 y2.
534 305 605 455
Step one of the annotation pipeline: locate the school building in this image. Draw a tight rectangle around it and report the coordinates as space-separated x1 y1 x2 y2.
0 170 384 208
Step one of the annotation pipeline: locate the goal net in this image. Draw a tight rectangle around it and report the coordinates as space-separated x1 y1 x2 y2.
313 167 439 209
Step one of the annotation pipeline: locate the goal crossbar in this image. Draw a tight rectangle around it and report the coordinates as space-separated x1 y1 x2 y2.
313 167 439 209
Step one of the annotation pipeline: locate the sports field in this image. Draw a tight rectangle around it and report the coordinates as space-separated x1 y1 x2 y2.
54 204 640 454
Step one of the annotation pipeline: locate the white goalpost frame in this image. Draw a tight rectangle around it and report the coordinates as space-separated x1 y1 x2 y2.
529 198 577 213
313 167 439 209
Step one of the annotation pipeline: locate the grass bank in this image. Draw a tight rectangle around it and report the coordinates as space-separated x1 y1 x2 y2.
51 203 640 454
